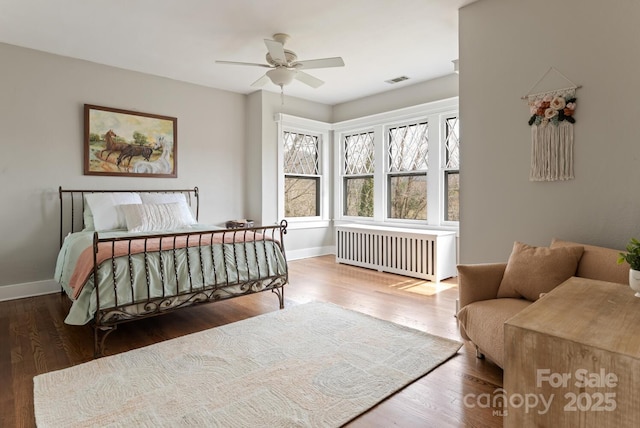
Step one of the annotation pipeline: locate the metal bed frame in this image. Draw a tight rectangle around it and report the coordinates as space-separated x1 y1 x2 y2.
59 187 288 356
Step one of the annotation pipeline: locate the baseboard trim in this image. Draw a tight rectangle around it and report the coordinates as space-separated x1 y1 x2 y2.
287 246 335 261
0 279 60 302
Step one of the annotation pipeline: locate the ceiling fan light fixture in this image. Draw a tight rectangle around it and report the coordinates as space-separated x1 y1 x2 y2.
266 67 296 87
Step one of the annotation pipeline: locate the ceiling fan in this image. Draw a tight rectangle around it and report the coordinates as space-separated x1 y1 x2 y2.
216 33 345 90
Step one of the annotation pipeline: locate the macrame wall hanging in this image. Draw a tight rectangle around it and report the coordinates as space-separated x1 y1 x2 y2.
522 67 580 181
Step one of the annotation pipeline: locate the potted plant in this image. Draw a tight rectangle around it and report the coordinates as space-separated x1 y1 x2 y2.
618 237 640 297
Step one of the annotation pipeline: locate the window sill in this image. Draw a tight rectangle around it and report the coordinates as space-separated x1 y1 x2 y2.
334 219 459 234
285 219 331 230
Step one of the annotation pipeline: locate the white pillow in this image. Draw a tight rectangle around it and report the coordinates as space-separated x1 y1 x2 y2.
139 193 197 223
121 203 197 232
82 195 95 231
140 192 187 205
84 193 142 231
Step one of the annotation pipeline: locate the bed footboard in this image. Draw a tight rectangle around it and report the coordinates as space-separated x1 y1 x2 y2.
89 221 288 356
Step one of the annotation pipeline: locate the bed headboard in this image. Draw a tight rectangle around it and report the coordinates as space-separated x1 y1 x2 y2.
58 187 199 247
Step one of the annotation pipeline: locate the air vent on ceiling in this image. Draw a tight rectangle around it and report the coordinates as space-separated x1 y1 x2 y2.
385 76 410 84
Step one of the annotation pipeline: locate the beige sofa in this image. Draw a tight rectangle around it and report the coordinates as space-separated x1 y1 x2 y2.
456 238 629 368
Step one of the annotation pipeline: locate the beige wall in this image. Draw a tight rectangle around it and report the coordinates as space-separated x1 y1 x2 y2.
459 0 640 263
246 91 335 254
1 41 459 294
9 0 636 289
0 42 246 288
333 74 459 122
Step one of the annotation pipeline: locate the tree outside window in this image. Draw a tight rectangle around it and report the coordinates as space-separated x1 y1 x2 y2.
343 131 374 217
283 131 320 217
387 122 428 220
444 116 459 222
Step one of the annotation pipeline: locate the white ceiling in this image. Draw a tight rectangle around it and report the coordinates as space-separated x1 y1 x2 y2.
0 0 475 105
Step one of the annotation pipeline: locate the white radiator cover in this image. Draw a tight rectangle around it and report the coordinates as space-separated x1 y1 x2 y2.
336 224 457 281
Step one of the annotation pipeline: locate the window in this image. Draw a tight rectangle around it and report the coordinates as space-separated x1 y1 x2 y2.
387 121 428 220
443 116 460 222
276 114 330 228
343 132 374 217
283 131 320 217
334 98 459 229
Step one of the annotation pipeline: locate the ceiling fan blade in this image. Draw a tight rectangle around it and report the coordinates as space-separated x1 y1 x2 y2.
264 39 287 64
216 60 271 68
295 57 345 70
251 74 270 87
295 71 324 88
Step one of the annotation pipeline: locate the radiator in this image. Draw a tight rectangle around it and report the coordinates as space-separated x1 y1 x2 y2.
335 224 457 281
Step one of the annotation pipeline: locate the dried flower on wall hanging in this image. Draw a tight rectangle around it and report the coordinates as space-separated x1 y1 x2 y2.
528 95 576 127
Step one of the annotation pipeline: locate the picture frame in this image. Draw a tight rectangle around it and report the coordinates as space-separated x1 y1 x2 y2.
84 104 177 178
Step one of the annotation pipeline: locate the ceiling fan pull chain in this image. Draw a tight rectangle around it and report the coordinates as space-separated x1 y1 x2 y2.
280 86 284 105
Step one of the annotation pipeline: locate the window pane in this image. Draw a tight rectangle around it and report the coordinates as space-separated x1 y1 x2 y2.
445 117 459 169
388 122 428 172
283 132 319 175
285 176 318 217
445 171 459 221
344 177 374 217
388 174 427 220
444 116 460 222
344 132 374 174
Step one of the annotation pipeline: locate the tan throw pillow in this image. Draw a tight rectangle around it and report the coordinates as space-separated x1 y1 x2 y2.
497 241 584 301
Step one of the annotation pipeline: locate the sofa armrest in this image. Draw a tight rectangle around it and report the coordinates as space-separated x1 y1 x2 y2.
457 263 507 309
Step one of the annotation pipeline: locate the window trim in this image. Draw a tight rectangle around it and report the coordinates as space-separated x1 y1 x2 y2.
276 114 331 229
333 97 459 230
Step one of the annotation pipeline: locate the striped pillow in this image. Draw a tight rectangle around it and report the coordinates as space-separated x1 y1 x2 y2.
120 202 196 232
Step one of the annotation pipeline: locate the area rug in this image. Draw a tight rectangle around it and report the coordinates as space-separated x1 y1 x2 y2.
33 302 461 427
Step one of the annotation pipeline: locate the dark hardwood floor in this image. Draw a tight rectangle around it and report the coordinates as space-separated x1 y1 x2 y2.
0 255 504 428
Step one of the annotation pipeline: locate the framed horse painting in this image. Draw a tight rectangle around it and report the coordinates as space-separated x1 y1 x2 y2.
84 104 178 178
